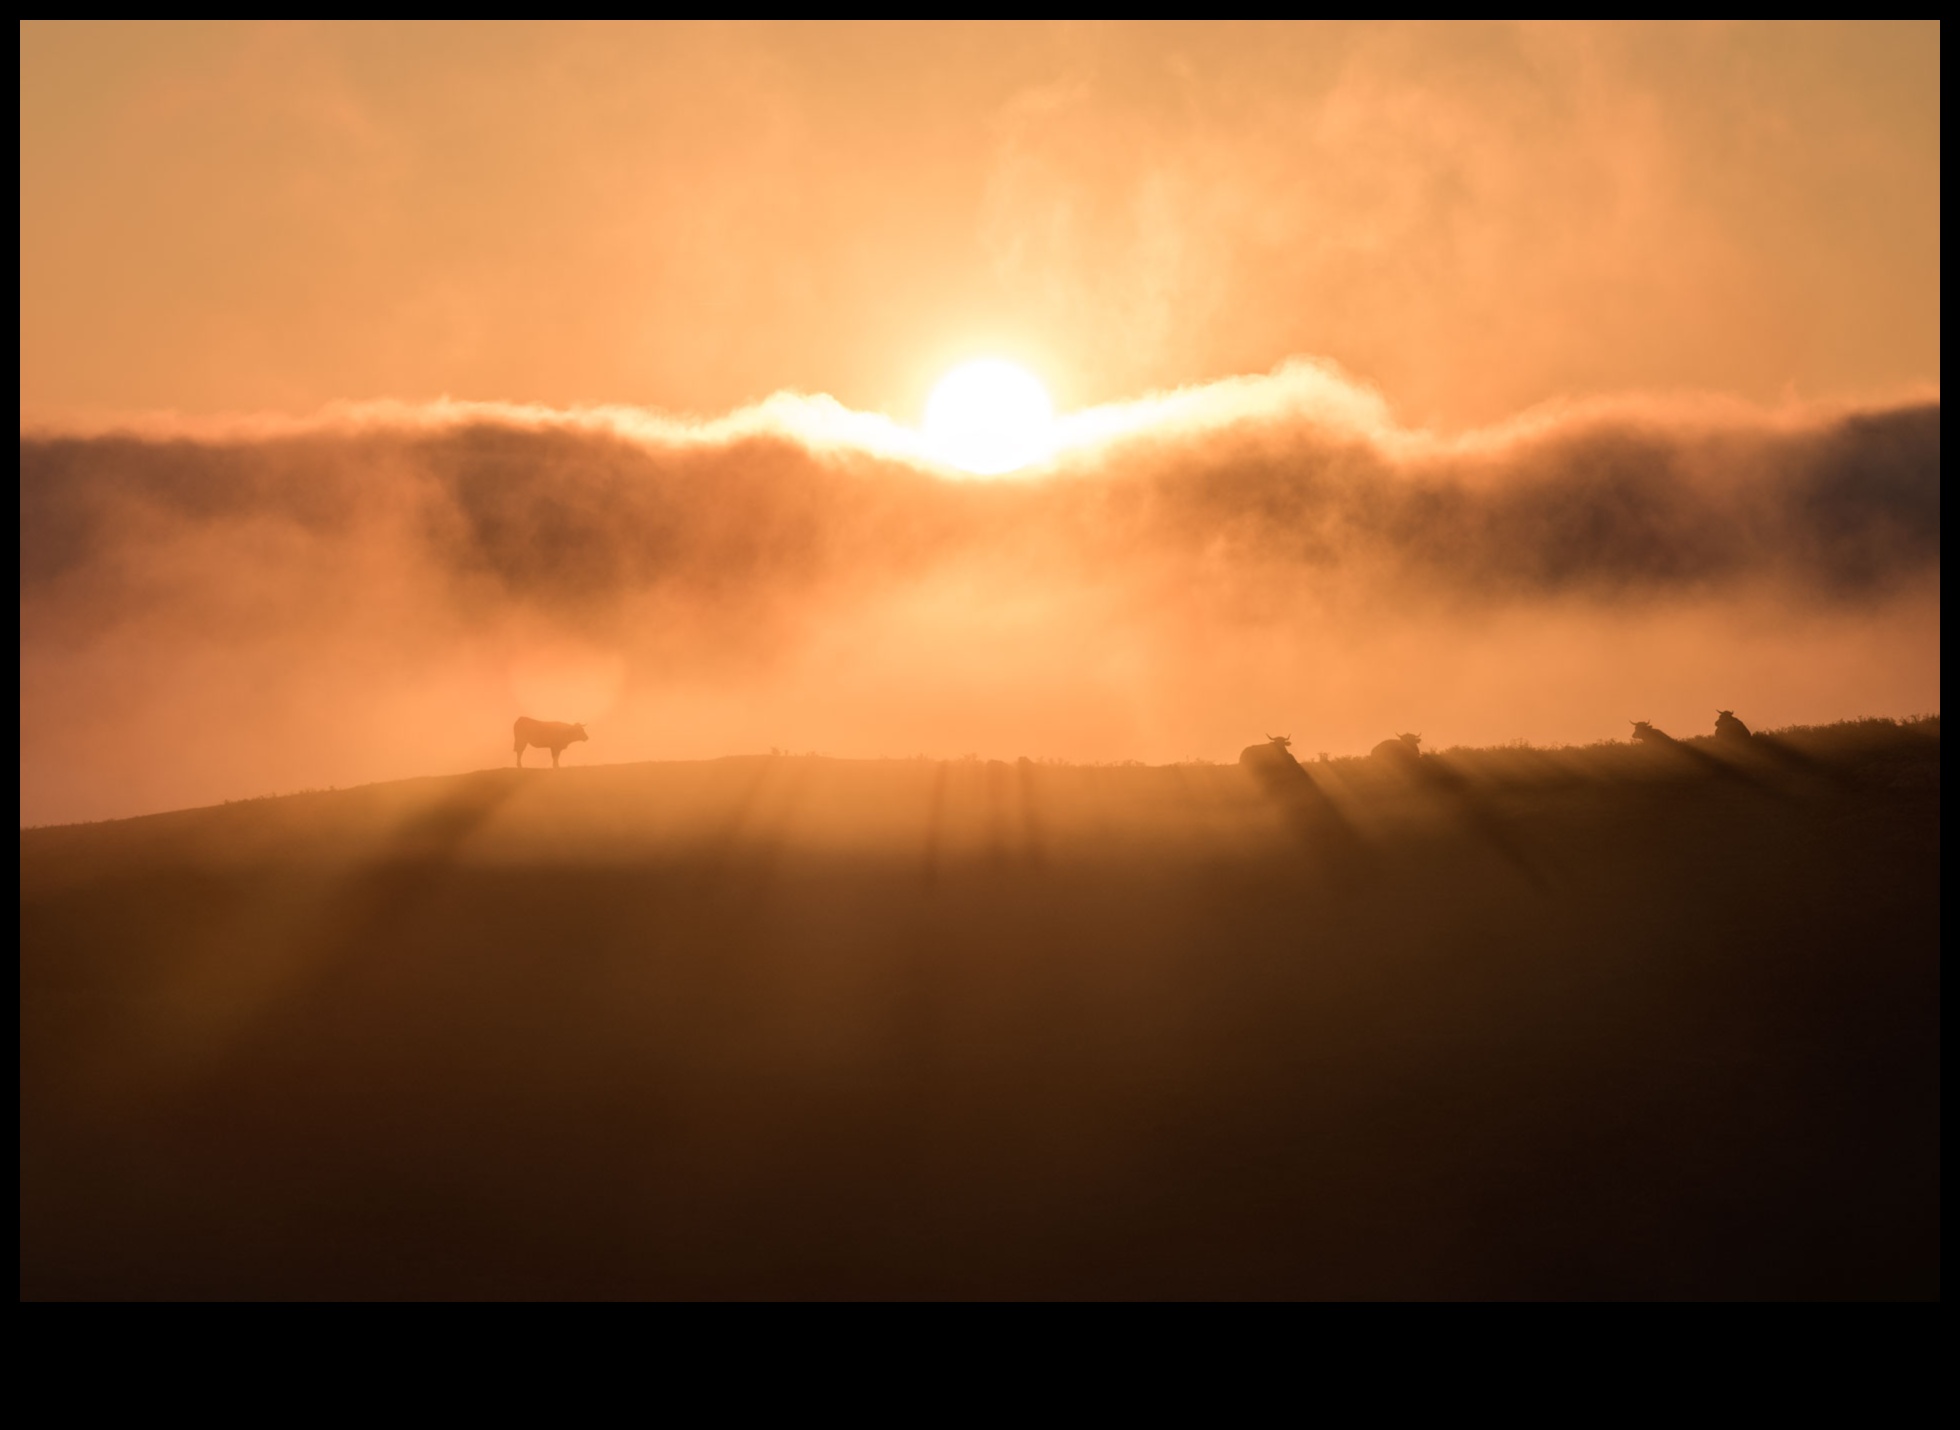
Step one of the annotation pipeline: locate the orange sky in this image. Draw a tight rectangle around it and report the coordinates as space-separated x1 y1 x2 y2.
19 385 1941 823
20 21 1941 430
17 24 1942 825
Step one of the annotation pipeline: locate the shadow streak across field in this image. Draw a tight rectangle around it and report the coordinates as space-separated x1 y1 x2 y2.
1403 755 1552 890
335 770 525 930
1241 754 1370 876
18 720 1942 1300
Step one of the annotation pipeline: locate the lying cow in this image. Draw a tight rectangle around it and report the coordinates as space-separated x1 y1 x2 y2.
1371 732 1422 763
1240 733 1303 772
1630 720 1677 746
1240 734 1308 791
1714 710 1752 741
514 716 589 768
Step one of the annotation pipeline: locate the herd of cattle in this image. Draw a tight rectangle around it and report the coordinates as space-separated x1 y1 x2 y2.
1631 710 1753 746
514 710 1756 774
1241 711 1753 777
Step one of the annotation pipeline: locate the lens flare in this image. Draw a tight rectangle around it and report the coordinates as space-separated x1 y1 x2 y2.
922 360 1055 475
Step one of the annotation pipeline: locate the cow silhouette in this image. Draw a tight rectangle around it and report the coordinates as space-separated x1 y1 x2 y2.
1371 732 1422 763
1240 734 1305 780
1630 721 1677 746
1715 710 1752 741
1238 733 1363 861
514 717 588 768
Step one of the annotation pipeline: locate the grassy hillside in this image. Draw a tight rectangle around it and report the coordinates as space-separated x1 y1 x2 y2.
21 720 1940 1299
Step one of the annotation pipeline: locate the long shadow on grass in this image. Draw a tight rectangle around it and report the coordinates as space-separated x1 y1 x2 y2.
1243 756 1371 877
328 770 525 935
1401 755 1552 890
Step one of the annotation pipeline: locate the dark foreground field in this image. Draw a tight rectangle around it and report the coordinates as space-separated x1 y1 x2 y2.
21 720 1940 1299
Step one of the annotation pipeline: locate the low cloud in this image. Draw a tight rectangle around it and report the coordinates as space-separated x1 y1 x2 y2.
20 368 1941 824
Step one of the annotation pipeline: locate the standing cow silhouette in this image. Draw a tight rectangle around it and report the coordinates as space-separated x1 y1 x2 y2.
514 717 588 768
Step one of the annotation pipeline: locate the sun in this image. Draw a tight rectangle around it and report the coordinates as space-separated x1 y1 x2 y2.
922 359 1055 475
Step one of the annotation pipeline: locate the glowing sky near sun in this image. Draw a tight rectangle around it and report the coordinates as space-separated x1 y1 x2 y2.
923 360 1055 474
17 23 1942 825
19 22 1941 433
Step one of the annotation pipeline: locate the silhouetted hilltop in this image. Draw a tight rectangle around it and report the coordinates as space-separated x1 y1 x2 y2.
23 716 1937 856
21 718 1939 1299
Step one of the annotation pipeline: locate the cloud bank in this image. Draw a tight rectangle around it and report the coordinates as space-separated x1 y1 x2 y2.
20 368 1940 824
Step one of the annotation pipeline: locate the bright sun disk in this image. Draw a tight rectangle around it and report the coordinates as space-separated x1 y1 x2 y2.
922 360 1054 475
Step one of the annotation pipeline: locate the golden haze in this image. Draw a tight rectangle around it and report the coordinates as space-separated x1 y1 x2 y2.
18 375 1940 824
17 23 1942 824
16 24 1944 1300
19 21 1941 429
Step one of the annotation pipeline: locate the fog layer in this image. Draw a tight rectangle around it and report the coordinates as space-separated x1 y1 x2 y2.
20 373 1940 824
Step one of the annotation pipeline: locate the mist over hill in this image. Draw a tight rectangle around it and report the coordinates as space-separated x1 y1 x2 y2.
17 386 1941 825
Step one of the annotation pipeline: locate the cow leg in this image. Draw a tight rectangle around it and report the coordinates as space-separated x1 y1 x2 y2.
516 745 524 768
551 746 561 768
